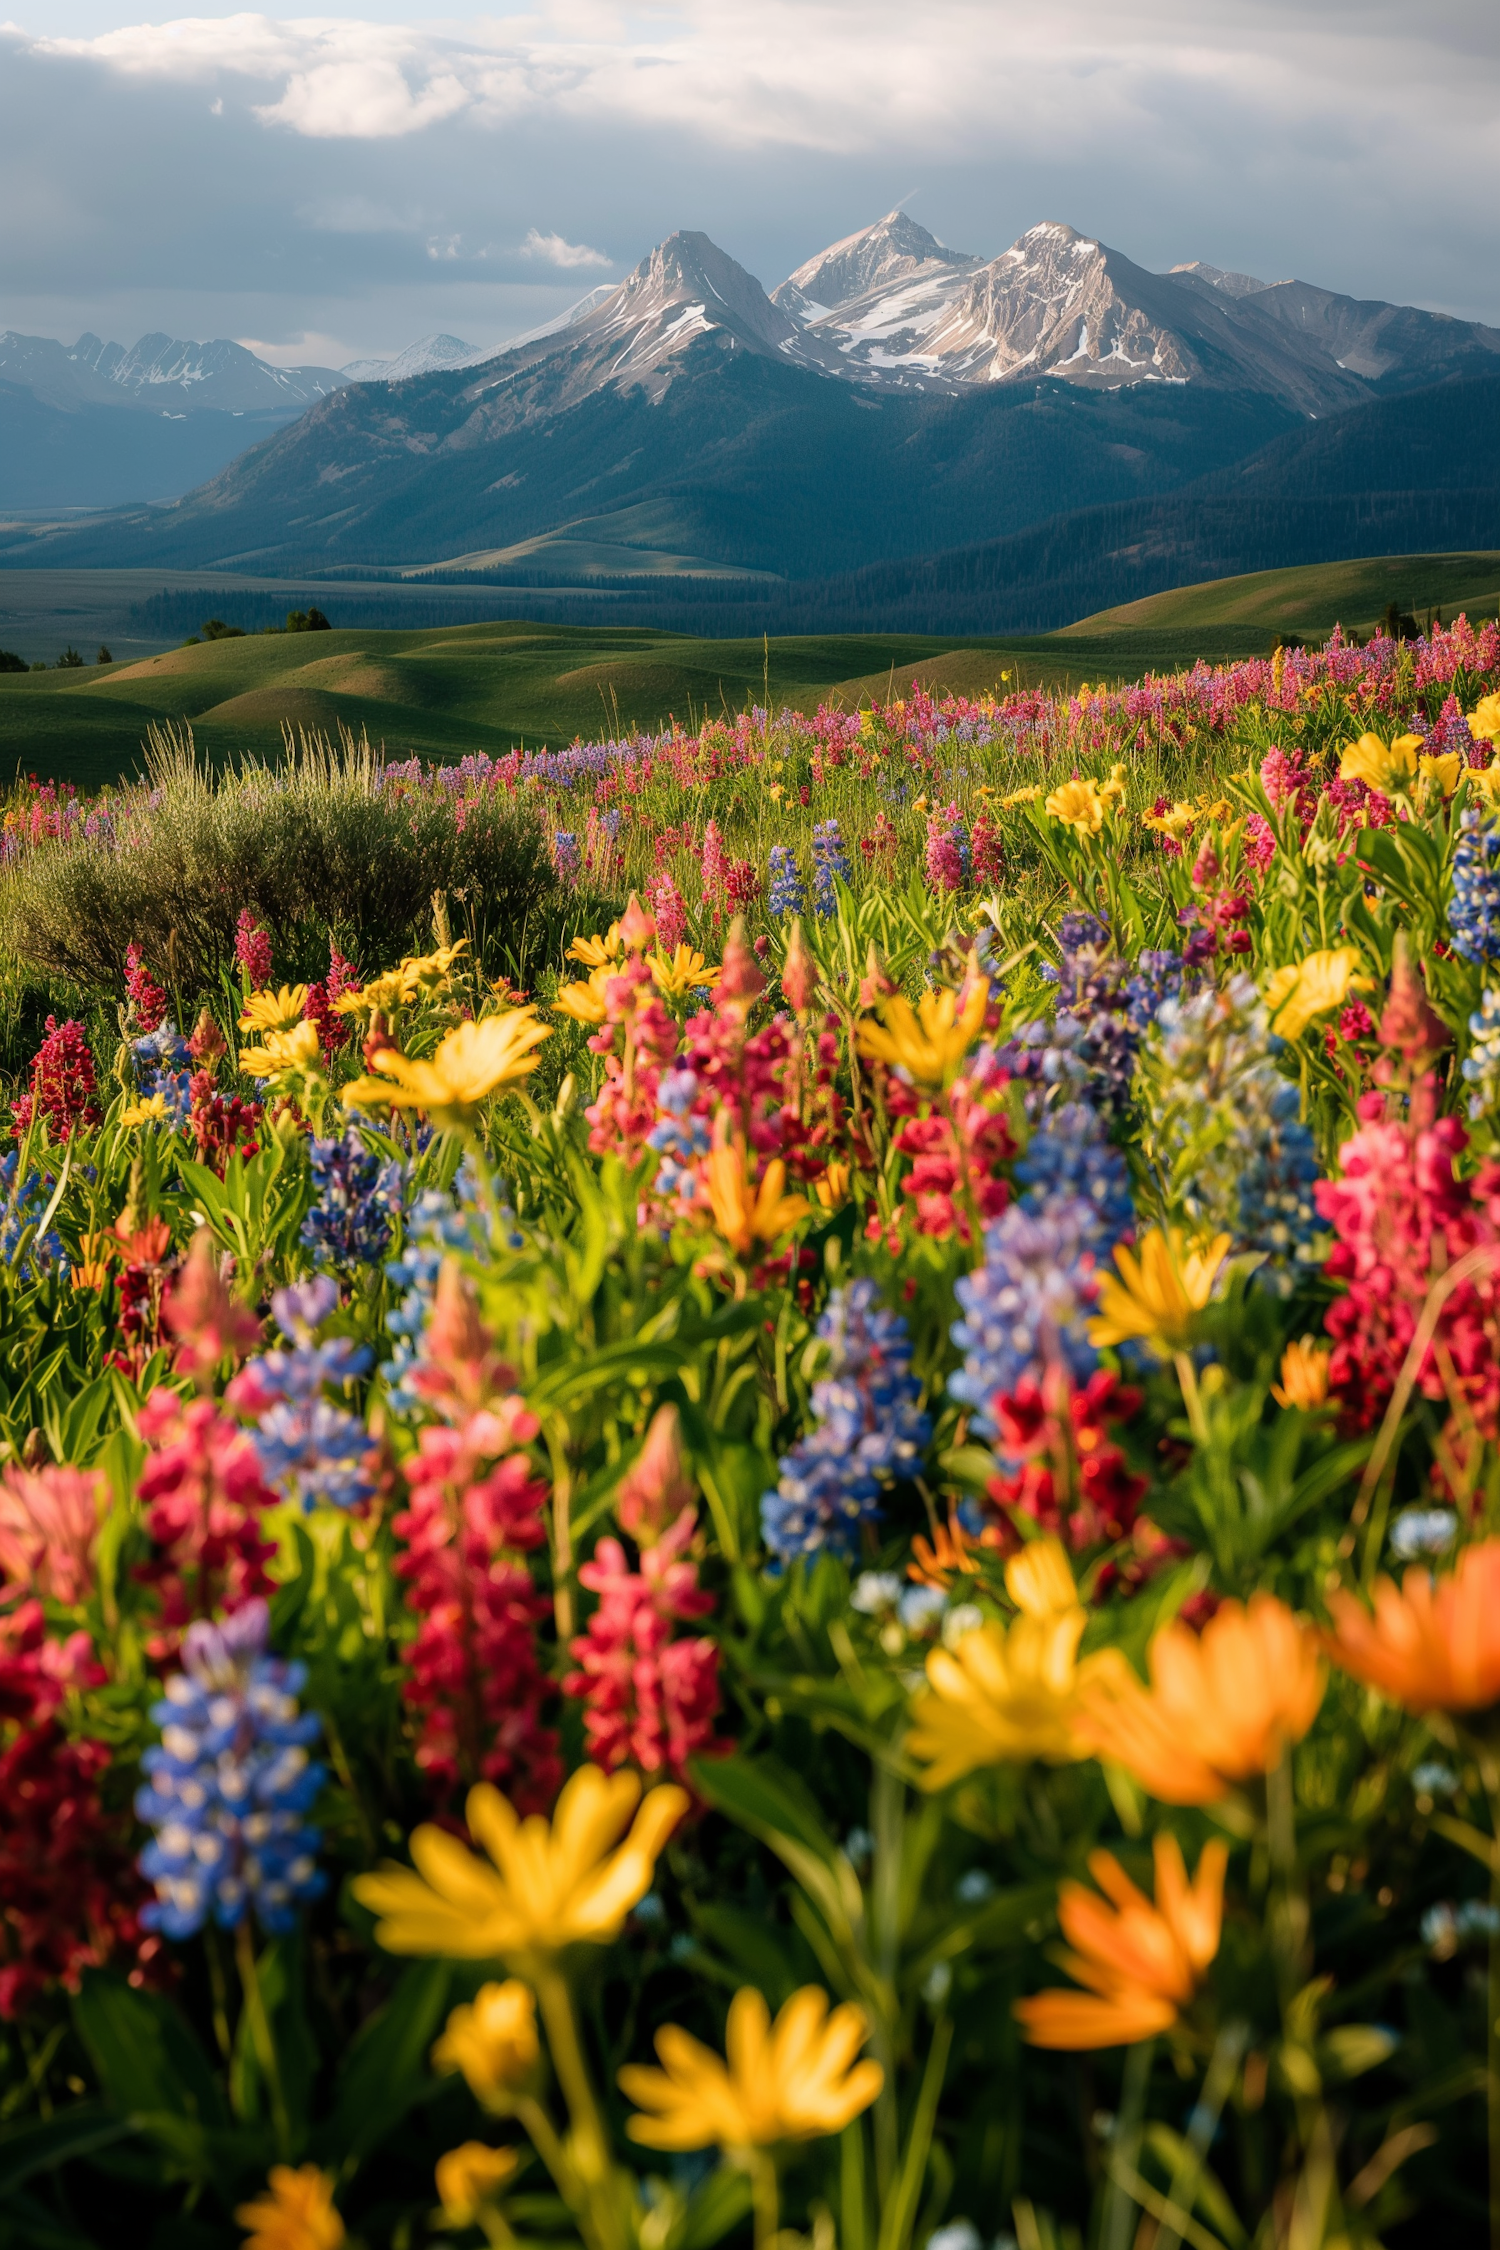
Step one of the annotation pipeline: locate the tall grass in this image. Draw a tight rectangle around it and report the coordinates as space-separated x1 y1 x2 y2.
0 723 559 1001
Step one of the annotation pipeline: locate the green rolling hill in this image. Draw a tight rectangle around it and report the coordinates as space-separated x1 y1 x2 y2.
1067 550 1500 640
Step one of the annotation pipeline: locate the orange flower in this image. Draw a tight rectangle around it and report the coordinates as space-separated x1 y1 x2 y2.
705 1120 809 1257
1015 1835 1228 2050
1078 1594 1325 1804
907 1513 981 1590
1323 1540 1500 1713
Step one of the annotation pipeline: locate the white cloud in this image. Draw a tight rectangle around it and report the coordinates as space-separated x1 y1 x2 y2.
19 3 1496 153
521 227 608 269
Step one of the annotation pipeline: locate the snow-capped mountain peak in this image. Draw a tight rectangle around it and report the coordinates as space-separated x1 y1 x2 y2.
342 333 483 383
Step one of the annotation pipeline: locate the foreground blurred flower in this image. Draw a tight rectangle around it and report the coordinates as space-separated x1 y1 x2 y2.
1338 731 1423 795
1272 1337 1330 1411
566 924 623 968
436 2143 519 2229
1323 1540 1500 1712
855 981 988 1089
344 1011 551 1131
1088 1227 1230 1355
1263 947 1370 1042
238 985 309 1036
907 1540 1103 1784
354 1766 687 1962
1015 1835 1228 2050
1079 1593 1325 1804
432 1979 540 2110
1471 693 1500 744
235 2165 343 2250
619 1985 882 2150
553 968 613 1026
0 1465 102 1606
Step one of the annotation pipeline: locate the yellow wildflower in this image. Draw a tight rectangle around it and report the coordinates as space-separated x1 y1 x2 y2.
1143 800 1195 839
650 945 721 998
552 967 614 1025
620 1986 882 2152
399 938 470 997
235 2165 344 2250
120 1091 171 1128
855 980 988 1088
1338 732 1423 796
1089 1227 1230 1356
1465 764 1500 806
1272 1337 1331 1411
1099 762 1130 805
435 2145 519 2228
432 1980 540 2110
706 1135 809 1258
1469 693 1500 744
353 1765 687 1963
811 1161 851 1209
566 925 623 968
907 1540 1105 1785
1264 946 1370 1042
1419 751 1462 796
239 1019 323 1082
1044 778 1106 833
237 985 308 1035
333 967 408 1019
343 1010 551 1131
999 786 1041 809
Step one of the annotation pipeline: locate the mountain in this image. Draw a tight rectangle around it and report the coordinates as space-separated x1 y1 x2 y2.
0 329 349 509
342 334 483 383
7 217 1500 592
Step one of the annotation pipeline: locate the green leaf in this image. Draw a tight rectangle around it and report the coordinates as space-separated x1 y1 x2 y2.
313 1958 452 2165
1320 2024 1397 2080
72 1973 228 2136
689 1751 838 1865
0 2105 137 2197
673 2164 753 2250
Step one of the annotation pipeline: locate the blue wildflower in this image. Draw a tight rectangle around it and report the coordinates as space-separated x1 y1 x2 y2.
136 1600 325 1939
131 1021 194 1128
761 1280 930 1562
234 1279 374 1512
1451 807 1500 966
384 1165 511 1411
552 830 580 883
811 821 851 918
1014 1103 1134 1244
948 1201 1105 1435
0 1149 67 1279
768 845 807 919
1463 986 1500 1121
301 1127 403 1268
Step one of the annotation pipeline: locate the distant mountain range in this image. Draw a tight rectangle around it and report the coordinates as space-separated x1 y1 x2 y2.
3 212 1498 624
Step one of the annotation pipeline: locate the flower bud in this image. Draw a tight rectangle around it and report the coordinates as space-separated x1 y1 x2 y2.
618 892 657 954
617 1404 694 1544
781 918 815 1014
432 1981 540 2114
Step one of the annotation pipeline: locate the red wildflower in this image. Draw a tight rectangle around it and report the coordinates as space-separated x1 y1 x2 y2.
123 943 166 1033
0 1603 157 2016
564 1510 722 1785
392 1405 560 1812
12 1018 101 1141
162 1230 261 1384
987 1368 1148 1554
234 910 272 987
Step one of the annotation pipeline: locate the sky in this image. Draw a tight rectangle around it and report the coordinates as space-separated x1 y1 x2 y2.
2 1 1498 370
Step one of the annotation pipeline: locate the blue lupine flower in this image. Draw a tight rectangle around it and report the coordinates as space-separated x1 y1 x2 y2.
1013 1102 1134 1243
384 1165 511 1410
301 1127 403 1268
1451 807 1500 965
131 1021 194 1128
1124 949 1187 1034
648 1068 712 1213
1234 1080 1323 1282
761 1280 930 1562
0 1148 67 1278
136 1600 325 1939
1390 1507 1457 1560
553 831 580 883
768 845 807 919
1000 916 1141 1118
811 821 851 918
948 1201 1105 1435
1463 987 1500 1120
237 1279 374 1511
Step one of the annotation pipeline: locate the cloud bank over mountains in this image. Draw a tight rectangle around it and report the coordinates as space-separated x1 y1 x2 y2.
2 1 1498 365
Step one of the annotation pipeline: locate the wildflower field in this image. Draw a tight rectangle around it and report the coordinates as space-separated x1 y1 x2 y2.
5 617 1500 2249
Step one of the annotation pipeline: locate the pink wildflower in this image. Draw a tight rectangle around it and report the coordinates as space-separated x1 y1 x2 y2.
123 943 166 1033
0 1466 103 1606
651 875 688 956
132 1390 278 1651
701 819 728 910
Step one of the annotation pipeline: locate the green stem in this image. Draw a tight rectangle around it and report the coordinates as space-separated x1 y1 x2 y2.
534 1966 622 2250
1172 1351 1210 1447
1266 1750 1308 2012
1100 2038 1154 2250
235 1919 290 2160
745 2146 780 2250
